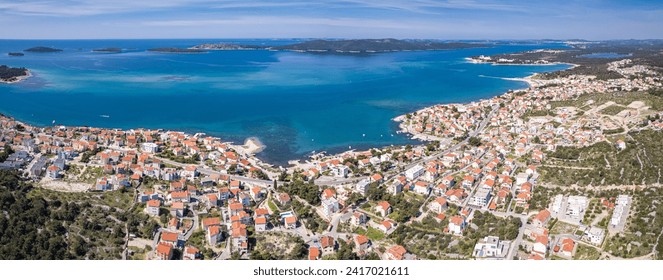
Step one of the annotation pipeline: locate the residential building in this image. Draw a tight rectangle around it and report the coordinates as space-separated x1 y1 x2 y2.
586 227 605 245
155 242 173 260
146 199 161 216
375 201 391 217
472 236 508 259
383 245 407 260
533 209 551 228
404 165 425 181
448 215 465 236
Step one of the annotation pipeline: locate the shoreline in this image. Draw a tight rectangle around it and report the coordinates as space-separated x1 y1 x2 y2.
0 69 32 84
464 56 579 68
240 137 266 155
391 61 572 141
0 52 573 166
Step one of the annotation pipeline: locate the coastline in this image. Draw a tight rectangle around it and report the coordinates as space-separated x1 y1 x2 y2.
0 50 572 167
0 69 31 84
239 137 266 155
464 56 578 67
391 58 579 142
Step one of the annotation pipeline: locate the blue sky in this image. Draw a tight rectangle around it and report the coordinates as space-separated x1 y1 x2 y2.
0 0 662 39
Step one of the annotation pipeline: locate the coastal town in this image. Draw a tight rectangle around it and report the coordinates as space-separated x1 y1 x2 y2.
2 49 663 260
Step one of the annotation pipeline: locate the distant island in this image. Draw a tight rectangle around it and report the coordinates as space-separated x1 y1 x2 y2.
147 47 206 53
24 46 63 53
271 38 486 53
8 52 24 57
191 38 486 54
92 48 122 53
190 43 260 50
0 65 30 83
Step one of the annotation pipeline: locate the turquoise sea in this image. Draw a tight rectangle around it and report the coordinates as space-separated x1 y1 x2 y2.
0 39 570 165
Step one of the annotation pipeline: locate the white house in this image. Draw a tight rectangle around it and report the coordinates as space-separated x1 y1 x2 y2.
255 217 267 232
405 164 425 181
206 226 222 246
145 199 161 216
141 142 160 153
412 181 430 195
472 236 507 259
375 201 392 217
429 197 448 214
321 197 340 218
333 166 349 178
389 180 403 194
586 227 605 245
355 179 370 195
448 216 465 236
470 188 492 208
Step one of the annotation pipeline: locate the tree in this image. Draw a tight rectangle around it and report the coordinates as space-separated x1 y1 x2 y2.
468 137 482 147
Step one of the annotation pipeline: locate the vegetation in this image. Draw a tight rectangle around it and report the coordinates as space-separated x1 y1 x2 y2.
0 145 14 162
366 186 422 223
23 47 63 53
468 136 482 147
158 150 199 164
0 170 155 259
280 180 320 205
600 105 626 116
604 187 663 258
79 147 102 163
0 65 28 81
291 199 328 233
273 39 485 53
540 130 663 186
251 232 307 260
573 244 601 260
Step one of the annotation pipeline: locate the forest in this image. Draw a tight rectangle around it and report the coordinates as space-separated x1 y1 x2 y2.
0 65 28 80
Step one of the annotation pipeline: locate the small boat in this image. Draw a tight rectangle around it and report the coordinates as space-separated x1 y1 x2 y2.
362 133 366 137
99 115 110 118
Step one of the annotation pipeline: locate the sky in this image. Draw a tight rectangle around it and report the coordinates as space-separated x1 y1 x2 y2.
0 0 662 39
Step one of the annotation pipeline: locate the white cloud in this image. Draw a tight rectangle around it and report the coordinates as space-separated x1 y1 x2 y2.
143 16 422 30
0 0 523 17
0 0 211 16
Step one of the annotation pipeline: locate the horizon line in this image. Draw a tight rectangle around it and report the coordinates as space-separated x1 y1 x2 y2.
2 37 663 41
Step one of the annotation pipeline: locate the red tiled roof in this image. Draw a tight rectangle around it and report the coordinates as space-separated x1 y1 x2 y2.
161 231 179 242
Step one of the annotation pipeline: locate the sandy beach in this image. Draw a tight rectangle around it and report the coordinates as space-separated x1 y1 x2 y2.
236 137 266 155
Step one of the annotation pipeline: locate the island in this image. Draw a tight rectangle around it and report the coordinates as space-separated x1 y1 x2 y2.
92 48 122 53
189 43 260 50
270 38 487 53
0 65 30 83
23 46 63 53
8 52 25 57
147 47 206 54
190 39 486 54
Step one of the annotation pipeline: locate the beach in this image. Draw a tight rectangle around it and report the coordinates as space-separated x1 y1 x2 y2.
237 137 266 155
0 69 31 84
